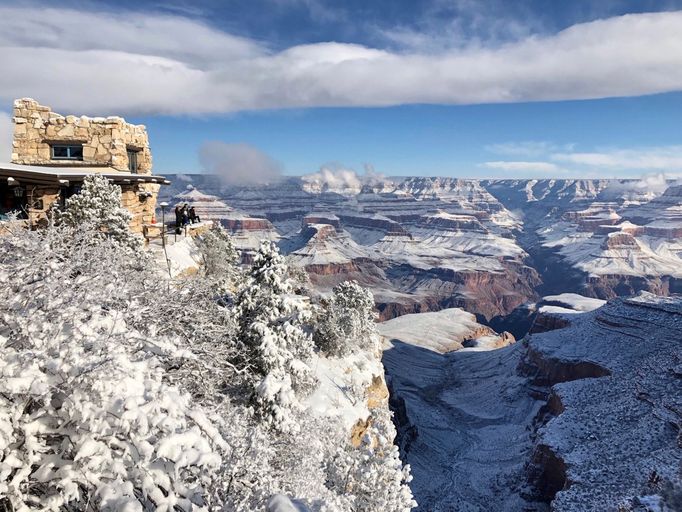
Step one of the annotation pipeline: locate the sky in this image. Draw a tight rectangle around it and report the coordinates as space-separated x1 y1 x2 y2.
1 0 682 181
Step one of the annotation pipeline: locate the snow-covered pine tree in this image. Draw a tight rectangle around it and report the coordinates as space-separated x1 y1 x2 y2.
57 173 141 250
314 280 378 357
196 223 241 294
325 409 417 512
234 241 316 433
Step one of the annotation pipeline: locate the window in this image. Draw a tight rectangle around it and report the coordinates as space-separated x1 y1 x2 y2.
127 148 139 173
51 144 83 160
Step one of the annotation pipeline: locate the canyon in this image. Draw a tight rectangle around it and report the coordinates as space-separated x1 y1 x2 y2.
161 176 682 321
161 176 682 510
379 293 681 511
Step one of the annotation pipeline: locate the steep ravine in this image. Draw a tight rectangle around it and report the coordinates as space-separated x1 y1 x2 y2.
383 293 682 511
382 340 548 511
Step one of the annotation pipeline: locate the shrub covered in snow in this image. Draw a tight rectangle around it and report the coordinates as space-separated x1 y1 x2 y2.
0 189 416 511
56 174 141 251
325 409 416 512
314 281 378 357
196 224 241 293
0 224 225 511
234 241 317 433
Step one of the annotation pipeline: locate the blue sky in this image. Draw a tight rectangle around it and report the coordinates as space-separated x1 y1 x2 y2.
133 92 682 177
2 0 682 180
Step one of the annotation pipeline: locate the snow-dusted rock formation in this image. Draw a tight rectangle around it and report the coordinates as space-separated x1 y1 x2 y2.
161 176 540 322
383 292 682 511
161 176 682 321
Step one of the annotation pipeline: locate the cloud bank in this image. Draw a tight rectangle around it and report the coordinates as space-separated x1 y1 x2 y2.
198 142 283 186
2 7 682 114
302 164 389 192
481 141 682 178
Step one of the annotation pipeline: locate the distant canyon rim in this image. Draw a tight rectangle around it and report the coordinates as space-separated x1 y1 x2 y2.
161 175 682 336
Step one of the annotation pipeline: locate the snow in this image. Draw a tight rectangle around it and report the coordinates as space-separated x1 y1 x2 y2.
541 293 606 312
158 237 203 277
383 340 543 511
287 224 367 266
267 495 309 512
383 293 682 511
540 220 682 277
530 294 682 511
305 347 382 431
378 308 497 354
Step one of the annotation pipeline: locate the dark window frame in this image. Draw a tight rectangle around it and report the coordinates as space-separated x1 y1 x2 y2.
51 144 83 161
127 148 140 173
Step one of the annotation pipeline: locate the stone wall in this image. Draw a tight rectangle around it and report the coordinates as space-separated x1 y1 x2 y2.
18 182 159 233
11 98 152 173
121 182 160 233
24 185 60 228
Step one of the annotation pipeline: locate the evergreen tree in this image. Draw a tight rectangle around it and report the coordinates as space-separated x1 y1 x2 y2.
234 241 316 433
326 410 416 512
315 280 377 356
58 174 141 250
197 224 241 293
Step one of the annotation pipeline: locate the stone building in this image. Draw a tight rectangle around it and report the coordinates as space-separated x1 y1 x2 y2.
0 98 168 233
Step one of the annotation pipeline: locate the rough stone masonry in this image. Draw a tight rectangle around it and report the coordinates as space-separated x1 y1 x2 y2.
10 98 160 233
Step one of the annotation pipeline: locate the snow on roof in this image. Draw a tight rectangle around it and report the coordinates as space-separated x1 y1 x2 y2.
0 161 168 183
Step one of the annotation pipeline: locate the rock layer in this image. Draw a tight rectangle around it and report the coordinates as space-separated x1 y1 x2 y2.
382 293 682 511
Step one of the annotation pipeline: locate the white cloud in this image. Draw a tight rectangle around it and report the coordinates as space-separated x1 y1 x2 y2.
484 141 574 158
479 143 682 178
551 146 682 171
0 111 12 162
303 167 363 191
198 142 282 186
603 172 672 196
481 161 560 172
1 7 682 114
301 164 388 191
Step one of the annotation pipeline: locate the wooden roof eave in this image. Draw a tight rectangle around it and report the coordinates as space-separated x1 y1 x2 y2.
0 169 168 187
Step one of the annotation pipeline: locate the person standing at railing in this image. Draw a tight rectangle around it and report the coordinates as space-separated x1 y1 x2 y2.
174 205 182 234
189 206 200 224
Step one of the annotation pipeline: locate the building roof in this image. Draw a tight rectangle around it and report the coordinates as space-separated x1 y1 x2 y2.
0 162 170 186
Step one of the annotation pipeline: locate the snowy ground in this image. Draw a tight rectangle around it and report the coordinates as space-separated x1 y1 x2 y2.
305 341 385 432
380 292 682 511
530 294 682 511
149 235 202 277
378 308 503 353
383 341 545 511
379 308 542 510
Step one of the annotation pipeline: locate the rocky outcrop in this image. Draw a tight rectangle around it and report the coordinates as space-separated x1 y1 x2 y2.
384 293 682 511
421 212 487 233
337 213 411 236
584 274 675 299
221 217 274 231
529 313 571 334
524 294 682 511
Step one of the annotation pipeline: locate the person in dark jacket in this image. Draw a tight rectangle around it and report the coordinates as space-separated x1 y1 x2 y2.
189 206 200 224
174 205 182 234
181 204 190 227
